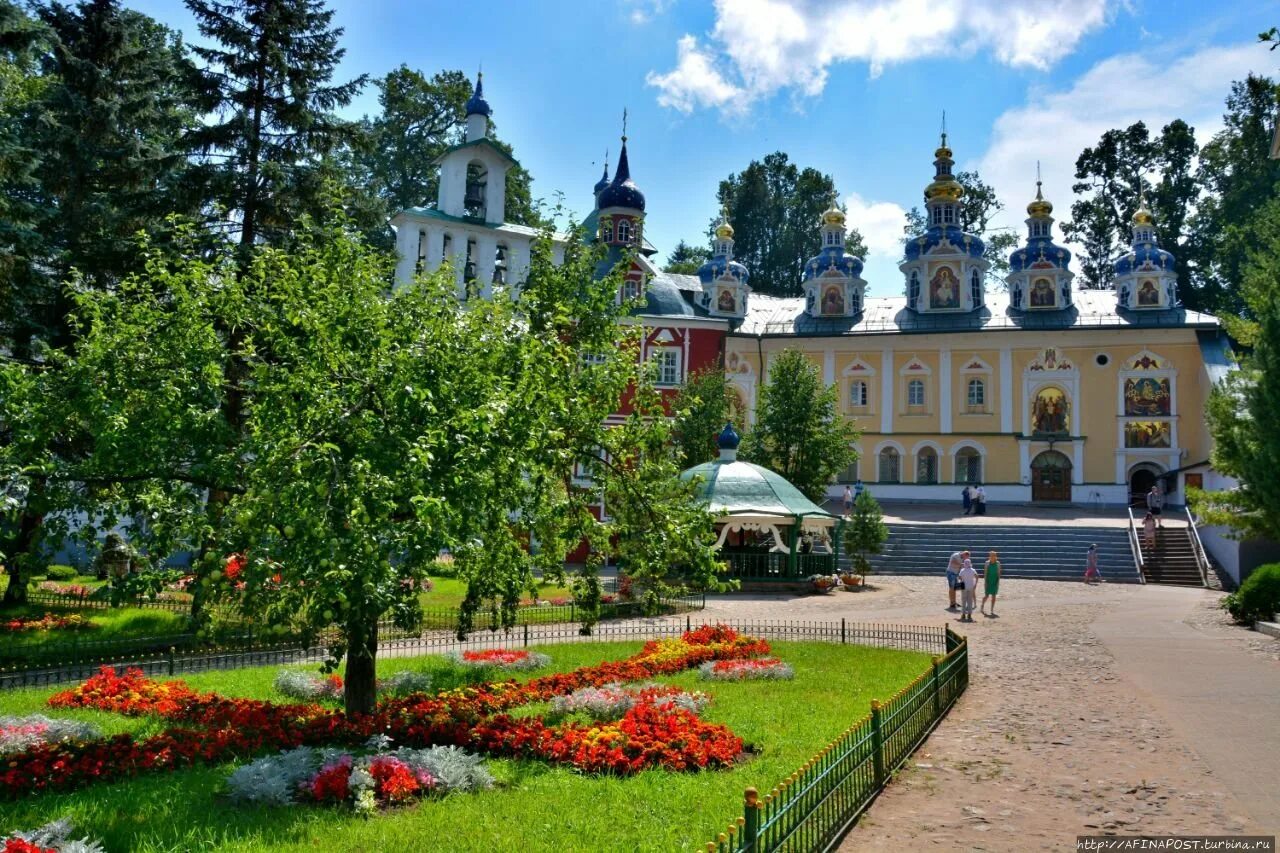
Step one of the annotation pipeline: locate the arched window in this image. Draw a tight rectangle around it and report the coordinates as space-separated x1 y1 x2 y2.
967 378 986 408
931 207 942 226
907 378 926 407
878 447 901 483
826 232 836 246
970 268 982 307
850 380 868 407
955 447 982 484
621 279 640 301
601 221 614 243
616 219 631 244
943 206 955 224
908 272 920 309
916 447 938 484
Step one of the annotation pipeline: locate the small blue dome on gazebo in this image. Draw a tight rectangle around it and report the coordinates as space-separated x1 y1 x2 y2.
718 422 741 451
465 73 491 118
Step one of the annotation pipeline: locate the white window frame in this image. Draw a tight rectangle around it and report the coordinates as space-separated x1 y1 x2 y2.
916 447 938 484
878 448 901 483
616 219 631 244
907 378 926 407
621 278 640 301
850 380 868 408
967 377 986 408
650 347 681 387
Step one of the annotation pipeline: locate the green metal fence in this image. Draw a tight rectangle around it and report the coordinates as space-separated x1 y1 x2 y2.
723 552 838 580
706 627 969 852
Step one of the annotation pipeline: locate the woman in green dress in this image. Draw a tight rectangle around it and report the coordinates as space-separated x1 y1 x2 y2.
981 550 1001 617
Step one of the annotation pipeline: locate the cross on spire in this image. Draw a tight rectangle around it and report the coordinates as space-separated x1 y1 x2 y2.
621 107 628 143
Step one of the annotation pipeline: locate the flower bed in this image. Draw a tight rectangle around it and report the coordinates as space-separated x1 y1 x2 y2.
0 716 100 756
35 582 95 599
447 648 551 671
2 626 768 798
274 669 433 701
3 819 102 853
699 658 795 681
549 682 711 721
227 741 493 813
2 614 94 633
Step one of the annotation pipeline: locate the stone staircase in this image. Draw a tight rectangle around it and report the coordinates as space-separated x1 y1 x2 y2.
860 522 1141 583
1137 526 1206 587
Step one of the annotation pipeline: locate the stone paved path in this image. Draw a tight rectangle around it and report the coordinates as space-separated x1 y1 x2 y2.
697 578 1279 850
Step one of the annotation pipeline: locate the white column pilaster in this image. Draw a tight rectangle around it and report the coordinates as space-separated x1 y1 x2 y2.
880 350 894 435
425 228 445 273
1073 440 1084 485
1000 347 1013 434
824 350 835 388
939 349 952 434
1019 440 1030 483
475 234 498 298
393 223 419 288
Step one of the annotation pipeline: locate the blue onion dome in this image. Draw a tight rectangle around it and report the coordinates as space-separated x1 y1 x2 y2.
1113 200 1175 277
1009 181 1072 272
803 206 865 280
593 159 610 199
717 422 741 451
903 227 985 262
698 253 749 286
597 138 645 212
465 72 491 118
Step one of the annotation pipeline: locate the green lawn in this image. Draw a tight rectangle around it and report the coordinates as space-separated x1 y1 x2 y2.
0 640 932 852
0 606 193 664
419 576 575 608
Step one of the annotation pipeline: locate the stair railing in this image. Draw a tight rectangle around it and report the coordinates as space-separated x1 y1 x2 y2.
1126 506 1146 583
1184 505 1211 588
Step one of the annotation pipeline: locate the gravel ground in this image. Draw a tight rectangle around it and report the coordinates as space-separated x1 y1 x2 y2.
693 577 1278 850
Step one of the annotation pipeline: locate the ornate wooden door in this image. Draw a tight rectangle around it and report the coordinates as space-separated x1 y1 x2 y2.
1031 451 1072 502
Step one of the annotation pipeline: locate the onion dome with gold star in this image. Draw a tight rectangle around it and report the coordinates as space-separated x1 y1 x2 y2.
1009 178 1072 275
903 133 985 263
699 209 749 287
803 202 865 282
1113 194 1174 278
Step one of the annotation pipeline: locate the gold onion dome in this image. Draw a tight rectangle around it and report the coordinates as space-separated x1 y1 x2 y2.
924 178 964 202
1132 198 1155 226
1027 181 1053 217
821 205 846 226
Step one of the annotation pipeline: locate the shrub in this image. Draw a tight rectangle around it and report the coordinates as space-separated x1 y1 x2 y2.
44 566 77 581
0 715 101 755
1222 562 1280 624
3 818 103 853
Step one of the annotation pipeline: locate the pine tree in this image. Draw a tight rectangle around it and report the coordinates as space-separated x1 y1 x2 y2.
663 240 711 275
842 489 887 579
185 0 366 251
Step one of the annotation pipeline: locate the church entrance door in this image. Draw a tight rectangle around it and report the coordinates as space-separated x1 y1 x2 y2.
1128 466 1160 507
1031 450 1072 502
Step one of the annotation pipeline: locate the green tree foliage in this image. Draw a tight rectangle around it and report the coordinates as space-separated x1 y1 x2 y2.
1194 203 1280 542
663 239 711 275
903 169 1017 287
715 152 866 296
1188 75 1280 319
185 0 366 251
1062 120 1199 294
670 367 733 467
842 489 887 577
740 349 857 502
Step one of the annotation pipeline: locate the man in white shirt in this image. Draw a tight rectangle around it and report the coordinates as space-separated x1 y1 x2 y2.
945 550 965 611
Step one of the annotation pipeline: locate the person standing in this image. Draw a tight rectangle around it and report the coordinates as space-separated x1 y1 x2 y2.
1084 543 1101 584
946 550 964 610
843 485 853 515
962 485 972 516
958 557 978 622
1146 485 1164 528
981 550 1001 617
975 485 987 516
854 479 865 502
1142 511 1157 549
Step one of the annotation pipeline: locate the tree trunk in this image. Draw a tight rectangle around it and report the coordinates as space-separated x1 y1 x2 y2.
2 507 43 607
343 617 379 716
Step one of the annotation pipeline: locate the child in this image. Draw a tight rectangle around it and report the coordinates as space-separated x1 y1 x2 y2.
1084 543 1101 584
981 550 1001 617
958 557 978 622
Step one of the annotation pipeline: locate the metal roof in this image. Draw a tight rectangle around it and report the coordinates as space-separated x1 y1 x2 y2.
734 289 1220 338
680 457 838 521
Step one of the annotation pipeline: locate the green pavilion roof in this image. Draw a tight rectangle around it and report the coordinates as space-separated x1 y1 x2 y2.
679 457 838 524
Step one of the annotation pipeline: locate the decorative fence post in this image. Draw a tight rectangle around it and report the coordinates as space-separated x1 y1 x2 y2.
870 699 885 785
687 614 692 633
168 647 176 677
742 787 760 849
841 617 846 645
523 623 529 647
931 656 941 717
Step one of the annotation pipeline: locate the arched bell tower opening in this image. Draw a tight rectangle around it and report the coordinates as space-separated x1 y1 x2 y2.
464 160 488 220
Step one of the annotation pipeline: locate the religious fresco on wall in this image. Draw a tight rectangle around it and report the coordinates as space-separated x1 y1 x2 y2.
929 266 959 308
1028 347 1072 371
717 287 736 313
1125 421 1171 448
1124 377 1170 417
1031 387 1069 434
1030 277 1055 307
821 284 845 315
1137 279 1161 306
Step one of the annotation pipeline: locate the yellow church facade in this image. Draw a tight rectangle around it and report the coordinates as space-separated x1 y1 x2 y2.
709 137 1229 507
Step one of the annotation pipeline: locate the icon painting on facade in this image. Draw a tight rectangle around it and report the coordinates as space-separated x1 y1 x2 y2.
1124 377 1170 417
929 266 959 308
822 285 845 315
1137 279 1161 306
1031 387 1069 434
1125 421 1171 448
1030 277 1055 307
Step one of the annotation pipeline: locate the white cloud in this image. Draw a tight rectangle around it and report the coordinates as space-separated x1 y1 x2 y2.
645 35 745 114
842 192 908 262
976 42 1265 252
626 0 673 25
648 0 1114 111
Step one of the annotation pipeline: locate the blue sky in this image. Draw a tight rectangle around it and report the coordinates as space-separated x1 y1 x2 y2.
134 0 1276 291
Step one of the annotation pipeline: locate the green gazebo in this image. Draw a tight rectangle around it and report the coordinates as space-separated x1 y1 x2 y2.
680 423 842 583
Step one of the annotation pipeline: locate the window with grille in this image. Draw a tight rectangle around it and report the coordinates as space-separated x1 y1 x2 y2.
916 448 938 483
617 219 631 243
850 380 868 407
878 448 900 483
907 379 925 407
967 378 985 409
909 272 920 309
970 268 982 307
955 448 982 484
650 348 680 386
621 279 640 301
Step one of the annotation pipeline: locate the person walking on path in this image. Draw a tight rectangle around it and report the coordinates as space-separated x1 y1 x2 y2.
974 485 987 516
1146 485 1164 528
854 479 864 502
981 550 1001 617
1142 511 1157 550
946 550 965 610
962 485 972 516
1084 543 1102 584
958 557 978 622
843 485 853 515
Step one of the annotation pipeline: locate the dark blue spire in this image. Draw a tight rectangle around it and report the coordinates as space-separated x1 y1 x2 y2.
598 136 646 212
465 71 491 118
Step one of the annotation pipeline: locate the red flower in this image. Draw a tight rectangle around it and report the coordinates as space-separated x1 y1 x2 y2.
368 756 420 802
309 760 352 803
224 554 246 581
